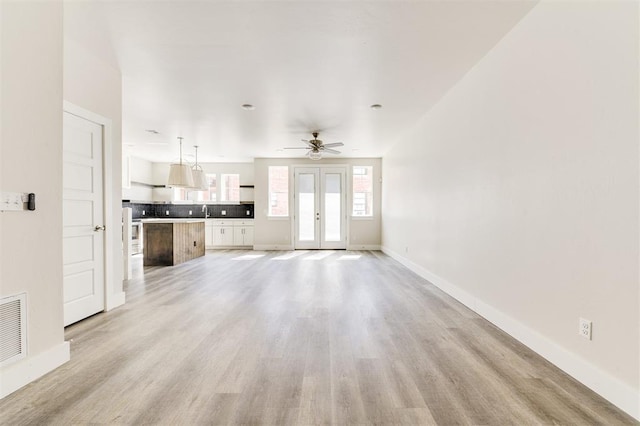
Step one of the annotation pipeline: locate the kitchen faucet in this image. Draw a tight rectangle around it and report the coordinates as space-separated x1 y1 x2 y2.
202 204 209 218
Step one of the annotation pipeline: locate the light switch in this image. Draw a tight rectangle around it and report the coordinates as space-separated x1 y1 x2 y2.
246 210 250 216
166 210 170 215
221 210 226 216
0 191 27 211
189 210 192 215
142 210 145 216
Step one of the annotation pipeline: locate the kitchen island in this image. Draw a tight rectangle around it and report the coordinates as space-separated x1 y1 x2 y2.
142 219 205 266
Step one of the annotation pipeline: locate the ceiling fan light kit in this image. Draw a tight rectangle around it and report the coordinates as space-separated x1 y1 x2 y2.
167 137 195 188
308 149 322 161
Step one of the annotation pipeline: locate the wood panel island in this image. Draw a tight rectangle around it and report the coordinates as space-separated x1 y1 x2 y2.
142 219 205 266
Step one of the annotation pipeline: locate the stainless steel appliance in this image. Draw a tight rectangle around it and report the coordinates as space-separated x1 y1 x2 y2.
132 221 143 254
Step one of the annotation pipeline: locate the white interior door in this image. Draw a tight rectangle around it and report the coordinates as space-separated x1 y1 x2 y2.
294 167 346 249
63 111 105 326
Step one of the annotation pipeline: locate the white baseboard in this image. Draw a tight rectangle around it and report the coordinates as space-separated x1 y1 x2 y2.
0 341 70 399
106 291 126 311
253 244 381 251
381 246 640 421
252 244 295 251
347 244 381 251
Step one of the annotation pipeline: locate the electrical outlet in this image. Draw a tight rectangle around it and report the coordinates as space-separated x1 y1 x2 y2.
579 318 592 340
165 210 169 215
189 210 192 215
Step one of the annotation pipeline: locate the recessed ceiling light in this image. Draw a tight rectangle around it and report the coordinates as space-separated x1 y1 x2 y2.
370 104 383 110
145 129 160 134
241 104 255 110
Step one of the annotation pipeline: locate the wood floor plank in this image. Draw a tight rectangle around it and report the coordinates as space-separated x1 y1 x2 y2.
0 250 635 425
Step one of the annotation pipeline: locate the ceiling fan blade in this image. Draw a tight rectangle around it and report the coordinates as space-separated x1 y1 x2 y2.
323 148 341 154
323 142 344 148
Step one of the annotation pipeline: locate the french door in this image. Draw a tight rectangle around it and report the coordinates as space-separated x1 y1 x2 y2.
294 167 346 249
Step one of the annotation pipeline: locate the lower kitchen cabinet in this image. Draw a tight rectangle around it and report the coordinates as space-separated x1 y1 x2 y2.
233 225 254 246
212 226 234 246
206 219 254 248
205 224 214 247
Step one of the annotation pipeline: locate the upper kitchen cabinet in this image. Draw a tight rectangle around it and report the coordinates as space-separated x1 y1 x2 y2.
239 185 254 204
122 155 154 201
129 156 154 185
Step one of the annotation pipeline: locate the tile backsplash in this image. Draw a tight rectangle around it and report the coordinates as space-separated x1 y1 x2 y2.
123 202 254 219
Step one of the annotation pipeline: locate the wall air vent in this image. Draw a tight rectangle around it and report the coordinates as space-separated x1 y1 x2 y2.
0 293 27 367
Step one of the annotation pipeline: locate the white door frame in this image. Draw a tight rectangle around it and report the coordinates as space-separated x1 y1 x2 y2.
63 101 123 313
292 165 348 250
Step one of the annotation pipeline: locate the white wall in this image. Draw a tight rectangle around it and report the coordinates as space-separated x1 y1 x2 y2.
150 162 254 203
254 158 381 250
64 35 124 300
0 0 70 397
382 0 639 418
152 162 254 185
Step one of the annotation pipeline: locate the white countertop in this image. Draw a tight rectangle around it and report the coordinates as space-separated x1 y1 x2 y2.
139 218 206 223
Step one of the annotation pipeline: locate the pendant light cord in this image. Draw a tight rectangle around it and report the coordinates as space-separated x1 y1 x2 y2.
178 137 183 165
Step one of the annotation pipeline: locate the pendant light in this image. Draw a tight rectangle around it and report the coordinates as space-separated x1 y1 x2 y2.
167 137 194 187
191 145 209 191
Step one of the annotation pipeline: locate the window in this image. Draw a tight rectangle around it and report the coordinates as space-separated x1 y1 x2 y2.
205 174 217 202
220 174 240 202
173 187 204 202
172 174 216 202
268 166 289 216
352 166 373 217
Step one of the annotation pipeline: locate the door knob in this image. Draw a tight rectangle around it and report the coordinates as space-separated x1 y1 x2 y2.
94 225 106 231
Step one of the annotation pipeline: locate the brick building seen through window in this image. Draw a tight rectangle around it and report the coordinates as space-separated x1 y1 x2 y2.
269 166 289 216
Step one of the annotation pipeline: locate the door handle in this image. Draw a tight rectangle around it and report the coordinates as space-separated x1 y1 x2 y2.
94 225 106 231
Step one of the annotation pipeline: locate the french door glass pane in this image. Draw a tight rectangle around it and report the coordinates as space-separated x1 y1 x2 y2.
324 173 341 242
298 173 315 241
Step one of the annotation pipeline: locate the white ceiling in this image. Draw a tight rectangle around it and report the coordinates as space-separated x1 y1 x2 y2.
64 1 537 163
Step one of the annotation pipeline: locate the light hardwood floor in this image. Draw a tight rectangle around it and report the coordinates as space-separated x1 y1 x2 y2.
0 250 636 425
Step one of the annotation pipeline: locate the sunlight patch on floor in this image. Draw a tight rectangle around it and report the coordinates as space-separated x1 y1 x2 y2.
272 251 309 260
304 251 335 260
338 254 361 260
232 254 266 261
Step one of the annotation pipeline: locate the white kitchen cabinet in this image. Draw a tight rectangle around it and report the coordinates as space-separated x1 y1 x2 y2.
205 222 214 248
233 225 254 246
213 226 234 246
207 219 254 248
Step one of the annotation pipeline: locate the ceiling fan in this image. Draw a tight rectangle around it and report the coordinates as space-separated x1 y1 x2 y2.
284 132 344 160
